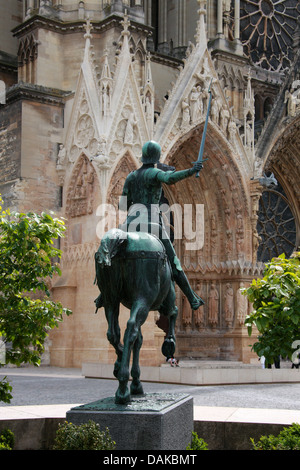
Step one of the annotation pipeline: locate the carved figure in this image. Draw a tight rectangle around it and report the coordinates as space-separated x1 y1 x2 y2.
224 283 234 327
56 144 66 168
208 283 219 327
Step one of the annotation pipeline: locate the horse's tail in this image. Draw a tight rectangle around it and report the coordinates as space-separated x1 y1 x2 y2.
95 229 127 267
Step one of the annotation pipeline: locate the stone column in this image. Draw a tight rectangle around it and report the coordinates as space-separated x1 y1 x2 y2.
158 0 168 54
217 0 223 37
175 0 186 58
234 0 240 40
250 180 263 264
26 0 35 18
144 0 152 26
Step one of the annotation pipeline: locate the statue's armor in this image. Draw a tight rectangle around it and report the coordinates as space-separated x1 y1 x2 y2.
121 166 193 209
120 164 197 272
123 167 163 206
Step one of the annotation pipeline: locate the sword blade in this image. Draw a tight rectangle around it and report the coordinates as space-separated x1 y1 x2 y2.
195 79 213 177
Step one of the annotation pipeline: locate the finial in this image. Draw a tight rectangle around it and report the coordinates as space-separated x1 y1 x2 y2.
84 17 93 40
121 10 130 37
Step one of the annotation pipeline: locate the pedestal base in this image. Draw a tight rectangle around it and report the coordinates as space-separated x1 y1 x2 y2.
66 393 193 450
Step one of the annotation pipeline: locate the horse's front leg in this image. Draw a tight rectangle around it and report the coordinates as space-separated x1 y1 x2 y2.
130 327 144 396
160 284 178 360
115 301 148 404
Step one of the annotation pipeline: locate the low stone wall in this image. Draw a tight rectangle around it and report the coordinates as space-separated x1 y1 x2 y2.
0 417 65 450
82 362 300 385
193 420 286 450
0 414 289 450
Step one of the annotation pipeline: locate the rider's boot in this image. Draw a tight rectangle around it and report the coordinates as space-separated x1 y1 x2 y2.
160 237 204 311
172 268 204 310
94 293 104 312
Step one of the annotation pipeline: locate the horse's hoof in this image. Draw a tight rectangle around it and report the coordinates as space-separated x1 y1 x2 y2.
130 381 144 396
162 337 175 359
115 388 131 405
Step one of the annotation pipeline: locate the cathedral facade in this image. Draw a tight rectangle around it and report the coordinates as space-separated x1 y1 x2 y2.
0 0 299 367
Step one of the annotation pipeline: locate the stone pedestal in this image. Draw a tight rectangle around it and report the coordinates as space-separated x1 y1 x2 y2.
66 393 193 450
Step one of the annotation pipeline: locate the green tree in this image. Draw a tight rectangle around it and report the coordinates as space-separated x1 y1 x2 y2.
242 252 300 365
0 195 72 402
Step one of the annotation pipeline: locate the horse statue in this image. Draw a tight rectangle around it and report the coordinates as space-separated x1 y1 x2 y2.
94 228 178 404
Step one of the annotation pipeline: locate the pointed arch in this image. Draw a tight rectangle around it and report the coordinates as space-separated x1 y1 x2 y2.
106 151 139 211
162 123 251 268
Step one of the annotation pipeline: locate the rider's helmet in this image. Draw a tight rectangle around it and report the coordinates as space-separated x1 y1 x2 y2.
141 141 161 164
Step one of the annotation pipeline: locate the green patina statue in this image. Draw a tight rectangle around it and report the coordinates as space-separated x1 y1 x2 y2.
94 141 204 404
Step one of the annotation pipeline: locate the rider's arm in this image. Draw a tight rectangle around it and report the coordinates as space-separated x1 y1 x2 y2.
156 164 202 185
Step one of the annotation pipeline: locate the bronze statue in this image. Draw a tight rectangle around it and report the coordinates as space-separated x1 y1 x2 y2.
94 141 204 404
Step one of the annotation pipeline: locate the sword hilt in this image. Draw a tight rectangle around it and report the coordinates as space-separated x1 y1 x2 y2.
193 158 208 177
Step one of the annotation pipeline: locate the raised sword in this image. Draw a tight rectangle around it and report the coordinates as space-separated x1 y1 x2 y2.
195 79 213 177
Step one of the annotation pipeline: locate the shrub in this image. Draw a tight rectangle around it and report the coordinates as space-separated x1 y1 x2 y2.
251 423 300 450
186 431 208 450
242 252 300 366
53 420 115 450
0 429 15 450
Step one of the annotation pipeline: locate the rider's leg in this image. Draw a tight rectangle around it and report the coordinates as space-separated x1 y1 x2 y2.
159 235 204 310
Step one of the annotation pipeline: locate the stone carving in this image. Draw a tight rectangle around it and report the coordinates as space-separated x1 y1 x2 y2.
56 144 66 168
224 283 234 327
189 85 206 123
91 136 110 169
220 105 230 133
236 282 248 326
208 283 219 327
181 97 191 130
99 49 113 118
182 296 192 328
210 213 218 259
285 80 300 117
124 112 137 145
75 114 94 149
195 281 205 328
211 97 220 124
66 155 96 218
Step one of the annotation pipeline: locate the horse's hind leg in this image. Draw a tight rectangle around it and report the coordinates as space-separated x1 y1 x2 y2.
130 327 144 396
115 301 149 404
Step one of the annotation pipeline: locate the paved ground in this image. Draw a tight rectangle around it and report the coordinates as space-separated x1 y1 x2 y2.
0 365 300 409
1 365 300 425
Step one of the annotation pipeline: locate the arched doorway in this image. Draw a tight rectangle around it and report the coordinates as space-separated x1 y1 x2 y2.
158 125 255 361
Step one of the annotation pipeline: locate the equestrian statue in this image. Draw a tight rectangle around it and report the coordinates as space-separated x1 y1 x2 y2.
94 141 204 404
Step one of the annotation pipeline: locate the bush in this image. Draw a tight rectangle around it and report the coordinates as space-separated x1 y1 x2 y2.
0 429 15 450
251 423 300 450
186 431 208 450
53 420 116 450
242 252 300 366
